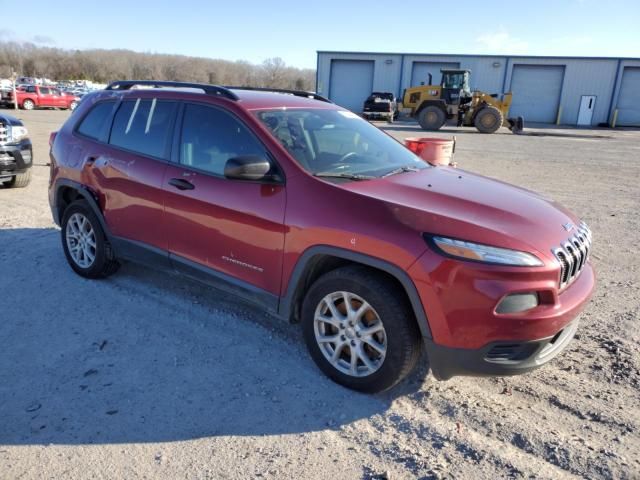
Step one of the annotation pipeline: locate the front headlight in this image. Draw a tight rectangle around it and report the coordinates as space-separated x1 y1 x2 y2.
10 126 28 142
429 236 543 266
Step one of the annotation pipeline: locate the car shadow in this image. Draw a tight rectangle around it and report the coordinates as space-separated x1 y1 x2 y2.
0 227 428 446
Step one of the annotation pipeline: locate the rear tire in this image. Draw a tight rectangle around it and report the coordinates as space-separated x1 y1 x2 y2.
3 170 31 188
417 105 446 130
301 265 422 393
69 101 78 111
22 99 35 110
61 200 120 279
474 106 503 133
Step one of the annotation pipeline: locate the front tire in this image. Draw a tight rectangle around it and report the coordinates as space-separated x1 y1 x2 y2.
474 106 503 133
61 201 119 279
69 101 78 111
302 266 422 393
3 170 31 188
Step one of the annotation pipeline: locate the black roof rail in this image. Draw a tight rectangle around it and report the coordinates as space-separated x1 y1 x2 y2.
105 80 239 101
225 86 332 103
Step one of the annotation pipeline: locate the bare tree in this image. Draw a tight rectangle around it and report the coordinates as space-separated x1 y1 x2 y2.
0 42 317 91
261 57 286 87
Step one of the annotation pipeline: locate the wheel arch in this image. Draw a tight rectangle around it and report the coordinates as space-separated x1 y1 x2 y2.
279 246 432 339
53 179 111 238
21 97 37 108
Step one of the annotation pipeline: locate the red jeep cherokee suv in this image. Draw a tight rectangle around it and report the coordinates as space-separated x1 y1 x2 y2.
48 81 595 392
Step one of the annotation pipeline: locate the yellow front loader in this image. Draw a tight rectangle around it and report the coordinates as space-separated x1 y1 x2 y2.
402 69 524 134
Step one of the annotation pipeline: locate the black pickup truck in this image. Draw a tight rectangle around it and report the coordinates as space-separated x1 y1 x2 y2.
362 92 399 123
0 113 32 188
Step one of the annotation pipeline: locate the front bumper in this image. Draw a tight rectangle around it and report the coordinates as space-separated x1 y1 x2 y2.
0 140 33 177
425 319 579 380
408 247 595 379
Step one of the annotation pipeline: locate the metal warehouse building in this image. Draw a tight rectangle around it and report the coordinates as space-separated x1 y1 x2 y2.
316 51 640 127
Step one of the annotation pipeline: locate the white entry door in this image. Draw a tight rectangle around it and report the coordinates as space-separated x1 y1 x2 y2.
577 95 596 126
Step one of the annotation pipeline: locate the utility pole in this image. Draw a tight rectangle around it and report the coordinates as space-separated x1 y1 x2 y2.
11 70 18 111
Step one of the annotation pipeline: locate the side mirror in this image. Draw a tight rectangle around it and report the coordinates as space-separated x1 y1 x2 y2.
224 155 279 182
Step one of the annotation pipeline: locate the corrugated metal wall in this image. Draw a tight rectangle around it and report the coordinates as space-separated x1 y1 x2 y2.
316 53 402 101
616 67 640 126
317 52 639 126
410 62 460 87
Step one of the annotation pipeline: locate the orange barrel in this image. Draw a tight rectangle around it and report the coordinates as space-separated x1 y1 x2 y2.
404 137 455 166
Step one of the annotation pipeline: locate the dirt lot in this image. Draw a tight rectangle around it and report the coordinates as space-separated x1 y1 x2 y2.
1 109 638 479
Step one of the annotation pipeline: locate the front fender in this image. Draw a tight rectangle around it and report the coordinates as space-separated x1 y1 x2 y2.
279 245 433 339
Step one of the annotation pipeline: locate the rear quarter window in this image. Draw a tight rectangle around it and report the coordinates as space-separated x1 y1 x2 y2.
76 101 116 140
109 99 177 159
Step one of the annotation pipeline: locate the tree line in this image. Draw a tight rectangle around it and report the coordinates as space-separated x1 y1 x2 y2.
0 41 316 90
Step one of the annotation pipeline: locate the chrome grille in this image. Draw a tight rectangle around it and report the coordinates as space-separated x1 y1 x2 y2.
552 222 592 290
0 122 7 143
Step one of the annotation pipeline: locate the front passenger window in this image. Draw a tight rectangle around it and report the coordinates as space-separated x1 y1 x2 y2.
179 104 266 176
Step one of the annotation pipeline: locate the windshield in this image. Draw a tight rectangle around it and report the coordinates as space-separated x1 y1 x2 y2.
256 109 428 179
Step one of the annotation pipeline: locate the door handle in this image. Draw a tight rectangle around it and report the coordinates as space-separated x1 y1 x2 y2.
168 178 195 191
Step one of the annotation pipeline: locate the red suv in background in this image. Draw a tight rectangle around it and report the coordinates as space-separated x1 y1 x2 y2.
7 85 80 111
48 81 595 392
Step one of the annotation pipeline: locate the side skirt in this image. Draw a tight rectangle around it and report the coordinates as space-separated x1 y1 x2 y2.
111 236 280 315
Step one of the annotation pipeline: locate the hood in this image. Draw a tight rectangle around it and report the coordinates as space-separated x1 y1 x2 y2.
343 167 580 259
0 113 24 126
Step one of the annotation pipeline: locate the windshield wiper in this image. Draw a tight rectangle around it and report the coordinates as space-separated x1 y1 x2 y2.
313 172 374 181
382 165 421 178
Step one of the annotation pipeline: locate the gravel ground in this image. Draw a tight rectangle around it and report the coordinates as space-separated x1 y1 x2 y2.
0 110 638 479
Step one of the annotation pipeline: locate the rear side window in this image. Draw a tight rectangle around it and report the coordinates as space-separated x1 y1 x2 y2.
179 103 265 176
39 87 50 95
77 102 115 140
109 99 177 159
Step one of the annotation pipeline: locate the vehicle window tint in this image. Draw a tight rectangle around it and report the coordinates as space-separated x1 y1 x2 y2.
51 89 61 96
26 86 36 93
77 102 115 140
39 87 50 95
180 104 265 176
109 99 176 159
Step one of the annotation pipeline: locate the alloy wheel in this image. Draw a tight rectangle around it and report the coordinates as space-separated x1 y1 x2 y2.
65 213 97 268
313 291 387 377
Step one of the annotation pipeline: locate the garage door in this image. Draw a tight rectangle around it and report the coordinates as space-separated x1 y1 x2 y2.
329 60 374 113
509 65 565 123
410 62 460 87
616 67 640 126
